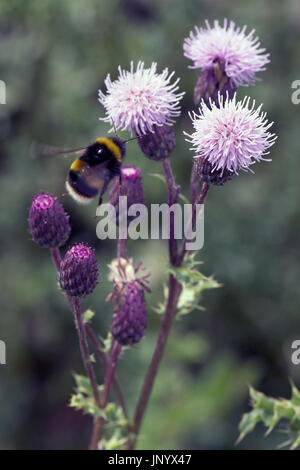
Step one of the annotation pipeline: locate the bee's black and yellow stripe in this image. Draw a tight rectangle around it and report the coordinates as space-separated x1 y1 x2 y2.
66 137 125 204
95 137 122 163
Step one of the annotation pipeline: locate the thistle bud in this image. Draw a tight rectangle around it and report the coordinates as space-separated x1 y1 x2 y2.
59 244 98 297
138 124 176 161
195 158 233 186
194 59 236 108
109 166 144 224
111 281 147 346
28 192 71 248
107 258 150 346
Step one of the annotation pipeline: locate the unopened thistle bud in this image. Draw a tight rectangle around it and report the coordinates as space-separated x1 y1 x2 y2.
138 124 176 161
28 192 71 248
112 281 147 346
109 166 144 223
107 258 150 346
59 244 98 297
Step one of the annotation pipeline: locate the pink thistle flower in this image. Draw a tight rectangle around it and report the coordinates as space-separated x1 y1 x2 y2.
185 94 277 174
183 19 270 87
98 61 184 135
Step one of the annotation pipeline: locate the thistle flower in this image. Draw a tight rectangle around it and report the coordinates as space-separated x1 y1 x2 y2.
109 166 144 223
184 19 270 87
186 94 277 175
28 192 71 248
99 61 184 136
107 258 150 346
59 244 98 297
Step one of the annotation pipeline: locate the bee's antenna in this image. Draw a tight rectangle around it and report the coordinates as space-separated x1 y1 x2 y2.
123 133 151 144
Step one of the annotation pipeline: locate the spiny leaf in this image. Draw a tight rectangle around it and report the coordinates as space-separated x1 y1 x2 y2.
238 384 300 449
170 255 220 317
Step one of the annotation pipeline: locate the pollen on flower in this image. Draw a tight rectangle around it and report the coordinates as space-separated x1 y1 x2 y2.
185 94 277 174
98 61 185 135
183 19 270 87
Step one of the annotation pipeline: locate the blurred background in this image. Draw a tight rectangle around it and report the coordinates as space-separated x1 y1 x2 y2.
0 0 299 450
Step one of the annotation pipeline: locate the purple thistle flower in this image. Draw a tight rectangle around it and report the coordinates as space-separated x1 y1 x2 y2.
109 165 144 224
28 192 71 248
185 94 277 175
110 165 144 206
59 243 98 298
184 19 270 87
137 123 176 161
98 61 184 135
111 281 147 346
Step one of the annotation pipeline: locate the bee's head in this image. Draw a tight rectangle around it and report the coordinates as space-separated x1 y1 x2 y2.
89 137 126 164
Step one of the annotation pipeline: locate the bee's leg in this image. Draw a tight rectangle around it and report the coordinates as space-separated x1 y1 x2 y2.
98 195 103 207
94 181 110 218
94 193 104 220
97 191 104 208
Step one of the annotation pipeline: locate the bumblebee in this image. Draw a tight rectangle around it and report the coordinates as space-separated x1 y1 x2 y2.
34 136 134 207
65 137 126 207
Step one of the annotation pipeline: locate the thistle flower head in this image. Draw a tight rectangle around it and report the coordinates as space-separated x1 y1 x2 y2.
184 19 270 87
186 94 277 174
107 258 150 346
99 61 184 135
28 192 71 248
109 165 144 206
59 243 98 297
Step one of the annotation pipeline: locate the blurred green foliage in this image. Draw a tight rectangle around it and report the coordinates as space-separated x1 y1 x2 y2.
0 0 299 450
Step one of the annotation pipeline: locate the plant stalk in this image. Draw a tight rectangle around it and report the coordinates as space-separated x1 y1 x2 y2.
130 273 182 449
176 182 210 266
89 340 122 449
162 158 180 266
49 247 127 449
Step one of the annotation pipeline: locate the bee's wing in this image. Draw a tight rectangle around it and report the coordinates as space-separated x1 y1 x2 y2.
30 142 87 159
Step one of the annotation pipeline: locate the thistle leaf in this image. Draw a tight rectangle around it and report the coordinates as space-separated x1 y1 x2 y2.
238 384 300 449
